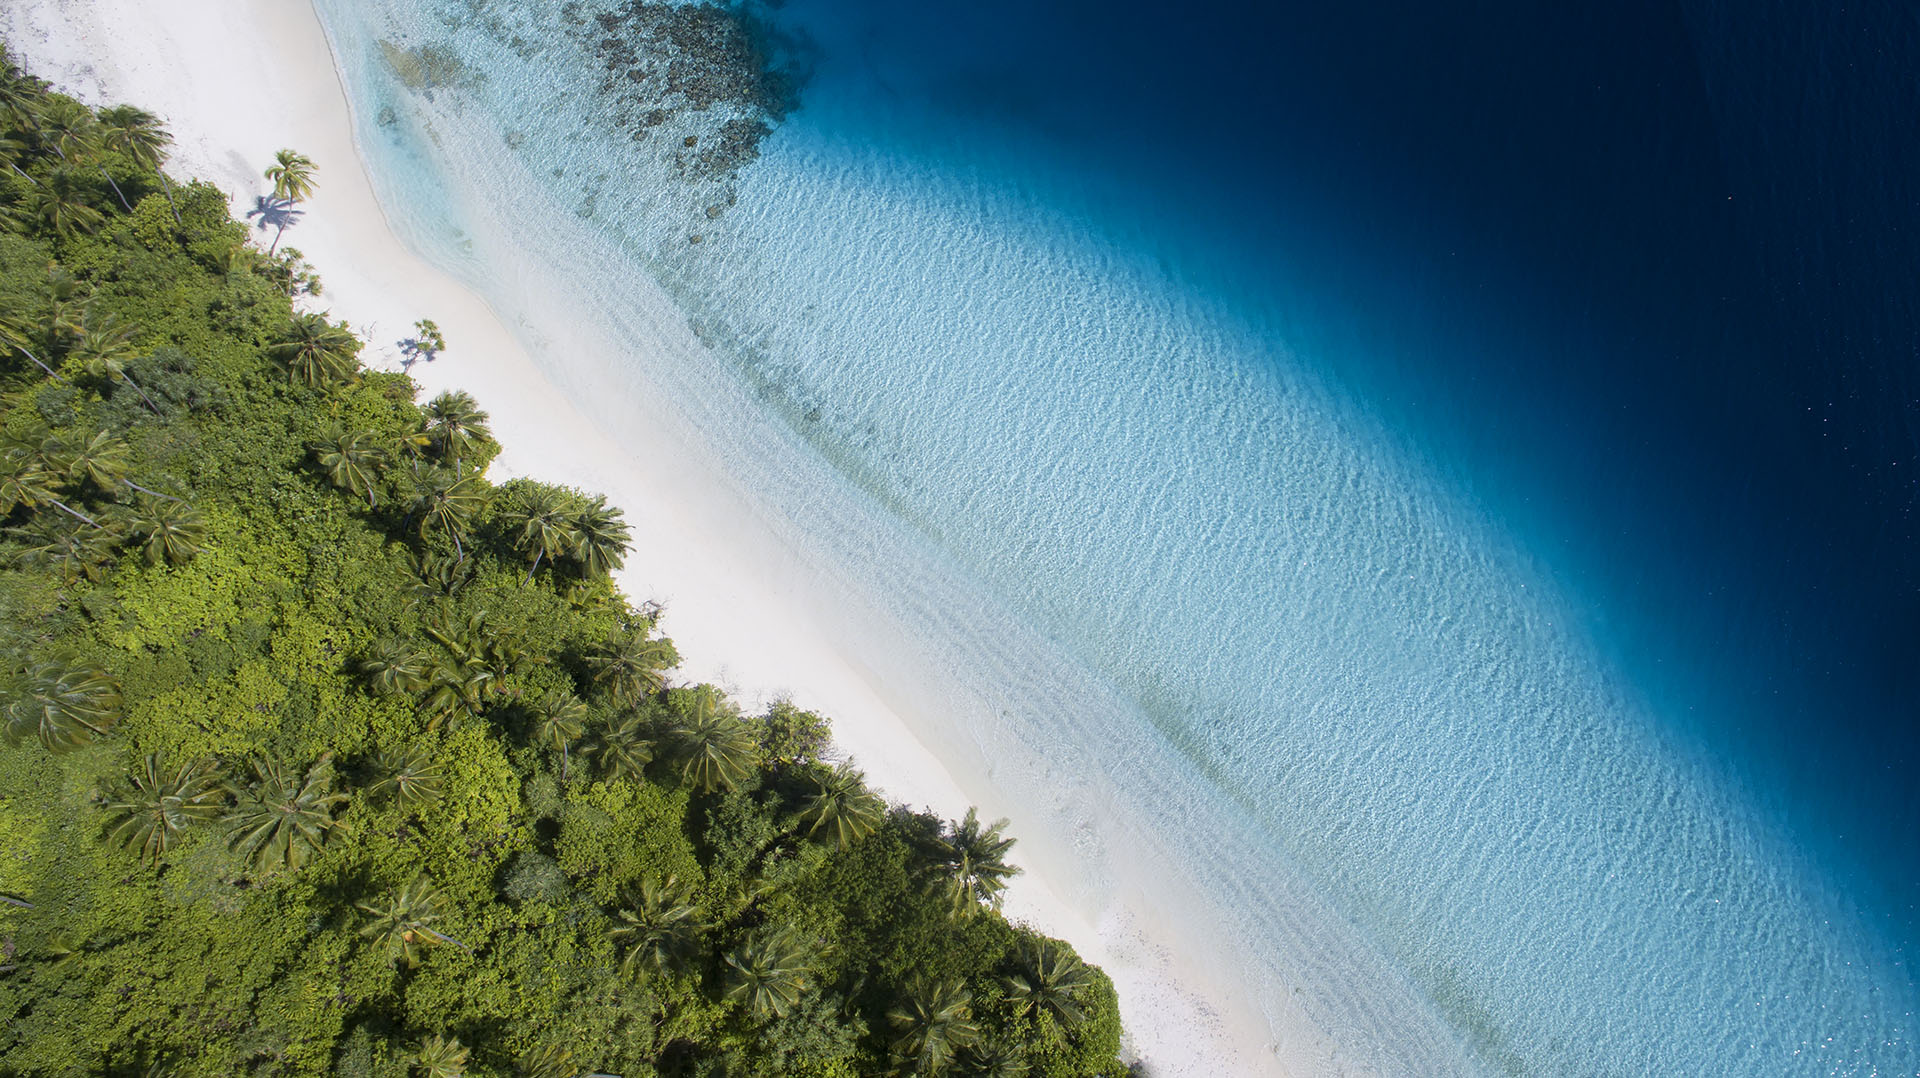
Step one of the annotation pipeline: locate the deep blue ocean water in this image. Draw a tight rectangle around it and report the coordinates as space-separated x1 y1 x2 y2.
765 0 1920 895
311 0 1919 1071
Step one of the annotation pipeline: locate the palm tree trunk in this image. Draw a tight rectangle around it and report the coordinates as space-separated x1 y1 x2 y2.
45 497 101 528
119 372 162 413
155 171 181 223
8 162 39 187
421 927 474 953
10 344 66 383
98 166 131 211
524 549 543 584
121 479 184 502
268 221 286 256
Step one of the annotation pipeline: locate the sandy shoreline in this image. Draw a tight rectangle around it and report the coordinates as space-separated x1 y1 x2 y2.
2 1 1289 1073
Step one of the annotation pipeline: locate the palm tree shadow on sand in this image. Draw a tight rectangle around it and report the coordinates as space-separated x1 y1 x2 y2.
245 194 302 254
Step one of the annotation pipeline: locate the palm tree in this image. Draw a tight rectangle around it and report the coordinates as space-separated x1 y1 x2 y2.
514 1045 577 1078
410 469 488 557
586 711 653 783
411 1034 468 1078
936 809 1020 916
421 652 496 728
271 312 360 387
888 977 981 1076
119 497 207 566
421 391 493 469
16 524 117 583
265 149 317 204
607 875 700 977
29 168 104 238
796 760 886 849
4 263 90 364
72 314 161 413
0 59 48 129
502 486 578 581
1001 937 1094 1031
95 105 178 222
527 690 588 776
100 754 225 865
670 689 757 793
567 495 631 577
311 427 389 507
357 874 450 967
426 610 535 686
358 640 429 697
36 99 96 160
0 132 38 188
960 1044 1030 1078
0 307 64 381
586 631 674 704
1 656 119 752
366 745 445 809
224 753 348 873
262 150 315 255
0 450 55 515
409 550 474 603
0 447 97 527
50 429 130 495
723 927 813 1019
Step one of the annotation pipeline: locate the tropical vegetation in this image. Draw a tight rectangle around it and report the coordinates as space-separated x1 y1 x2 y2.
0 46 1126 1078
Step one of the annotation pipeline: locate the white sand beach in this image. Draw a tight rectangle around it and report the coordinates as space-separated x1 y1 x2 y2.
1 2 1290 1073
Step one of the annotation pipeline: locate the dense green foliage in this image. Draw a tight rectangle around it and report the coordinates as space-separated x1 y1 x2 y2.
0 51 1126 1078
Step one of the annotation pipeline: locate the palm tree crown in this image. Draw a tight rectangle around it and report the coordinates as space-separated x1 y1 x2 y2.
366 744 444 809
265 148 316 204
48 428 129 494
587 631 674 704
936 808 1020 916
1002 937 1095 1031
357 874 450 967
502 485 578 580
422 390 493 468
72 313 161 412
38 98 96 160
888 976 982 1076
1 656 120 752
568 495 631 577
608 875 700 977
95 104 179 222
669 689 758 793
358 639 429 698
312 427 388 507
100 754 225 865
796 760 886 849
411 1033 468 1078
271 312 360 387
410 468 488 557
586 710 654 783
223 753 348 873
95 105 170 169
528 690 588 770
723 926 813 1019
119 497 207 566
30 167 104 238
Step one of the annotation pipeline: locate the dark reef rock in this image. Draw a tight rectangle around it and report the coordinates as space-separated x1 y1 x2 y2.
578 1 810 182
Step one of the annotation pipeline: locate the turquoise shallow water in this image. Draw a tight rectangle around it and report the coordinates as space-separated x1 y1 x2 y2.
311 1 1918 1073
